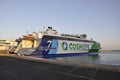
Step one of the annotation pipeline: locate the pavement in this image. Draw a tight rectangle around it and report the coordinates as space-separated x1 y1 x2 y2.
0 53 120 80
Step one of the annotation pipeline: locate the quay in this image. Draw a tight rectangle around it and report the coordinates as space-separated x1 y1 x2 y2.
0 53 120 80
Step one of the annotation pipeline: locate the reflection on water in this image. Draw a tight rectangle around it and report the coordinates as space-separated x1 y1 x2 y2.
47 51 120 66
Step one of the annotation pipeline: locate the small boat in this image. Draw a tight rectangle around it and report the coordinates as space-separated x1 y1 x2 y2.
14 26 101 56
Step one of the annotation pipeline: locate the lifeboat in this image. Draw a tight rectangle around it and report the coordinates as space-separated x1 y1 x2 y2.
24 34 34 39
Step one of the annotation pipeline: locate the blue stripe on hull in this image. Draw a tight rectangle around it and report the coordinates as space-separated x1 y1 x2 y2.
36 52 99 58
23 51 99 58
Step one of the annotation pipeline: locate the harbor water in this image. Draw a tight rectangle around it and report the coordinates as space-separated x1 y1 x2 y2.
46 51 120 66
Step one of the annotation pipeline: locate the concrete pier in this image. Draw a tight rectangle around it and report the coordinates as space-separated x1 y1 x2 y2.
0 53 120 80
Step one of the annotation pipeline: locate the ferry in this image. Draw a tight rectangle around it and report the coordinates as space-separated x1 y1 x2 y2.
14 26 101 57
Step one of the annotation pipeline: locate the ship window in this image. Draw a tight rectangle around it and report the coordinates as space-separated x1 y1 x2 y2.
43 35 94 43
0 45 3 46
4 43 10 44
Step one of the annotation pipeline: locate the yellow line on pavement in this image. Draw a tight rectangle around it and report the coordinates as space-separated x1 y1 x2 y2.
67 64 85 73
49 69 97 80
91 65 100 77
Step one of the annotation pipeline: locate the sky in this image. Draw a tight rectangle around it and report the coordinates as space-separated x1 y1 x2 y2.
0 0 120 50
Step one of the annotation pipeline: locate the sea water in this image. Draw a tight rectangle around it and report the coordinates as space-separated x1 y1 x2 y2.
47 51 120 66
